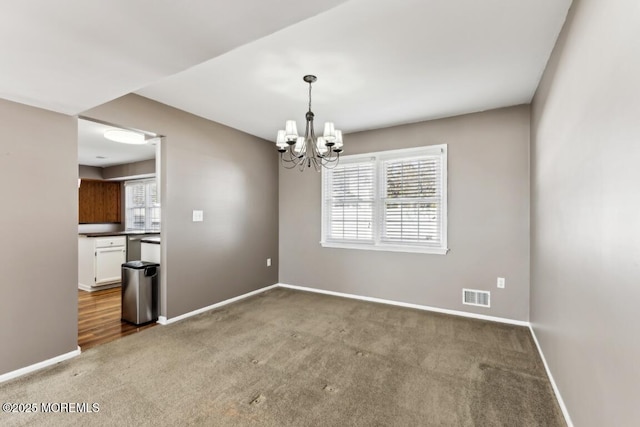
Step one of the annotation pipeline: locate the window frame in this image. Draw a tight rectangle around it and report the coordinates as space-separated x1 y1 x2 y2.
124 178 160 232
321 144 448 255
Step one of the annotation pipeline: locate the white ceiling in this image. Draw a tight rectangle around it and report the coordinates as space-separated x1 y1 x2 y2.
138 0 572 140
4 0 571 160
0 0 346 114
78 119 157 167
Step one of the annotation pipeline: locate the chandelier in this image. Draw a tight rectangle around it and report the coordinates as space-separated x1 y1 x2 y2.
276 75 343 171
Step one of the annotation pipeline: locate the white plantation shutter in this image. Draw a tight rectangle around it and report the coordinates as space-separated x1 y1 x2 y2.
147 181 161 231
125 179 160 231
321 145 447 254
326 160 375 242
382 156 443 246
126 182 146 230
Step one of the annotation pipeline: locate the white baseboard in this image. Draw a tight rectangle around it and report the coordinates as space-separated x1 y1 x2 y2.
157 284 279 325
529 325 574 427
78 283 93 292
0 346 81 384
78 282 120 292
277 283 529 326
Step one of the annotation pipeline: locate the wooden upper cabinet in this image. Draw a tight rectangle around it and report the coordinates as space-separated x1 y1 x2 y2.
79 180 121 224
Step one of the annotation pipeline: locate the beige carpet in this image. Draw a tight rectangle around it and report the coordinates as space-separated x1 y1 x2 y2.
0 288 565 426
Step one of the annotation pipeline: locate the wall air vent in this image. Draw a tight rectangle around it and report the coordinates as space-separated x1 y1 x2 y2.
463 289 490 308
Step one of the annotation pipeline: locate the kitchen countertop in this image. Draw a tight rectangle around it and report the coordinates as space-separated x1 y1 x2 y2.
79 231 160 238
140 237 161 244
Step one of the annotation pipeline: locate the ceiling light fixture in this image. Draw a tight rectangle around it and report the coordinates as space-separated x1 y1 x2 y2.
104 129 146 145
276 75 343 171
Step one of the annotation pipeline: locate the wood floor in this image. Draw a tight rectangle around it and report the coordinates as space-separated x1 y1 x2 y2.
78 287 156 350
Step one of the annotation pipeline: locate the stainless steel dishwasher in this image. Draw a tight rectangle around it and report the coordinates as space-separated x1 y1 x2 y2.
126 235 144 262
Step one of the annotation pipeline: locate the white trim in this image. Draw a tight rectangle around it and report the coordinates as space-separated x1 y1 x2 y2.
321 144 448 255
320 241 448 254
78 282 120 292
529 325 574 427
0 347 81 384
157 284 279 325
78 283 93 292
277 283 527 326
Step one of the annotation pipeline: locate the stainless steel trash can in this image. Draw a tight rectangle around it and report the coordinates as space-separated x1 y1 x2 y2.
121 261 159 325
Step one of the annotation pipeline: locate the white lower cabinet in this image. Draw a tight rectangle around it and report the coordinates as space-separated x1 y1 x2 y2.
79 236 127 291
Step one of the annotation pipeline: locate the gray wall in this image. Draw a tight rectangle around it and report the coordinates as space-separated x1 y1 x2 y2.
79 159 155 181
280 106 530 321
82 94 279 319
530 0 640 425
102 159 155 180
0 99 78 375
79 165 103 180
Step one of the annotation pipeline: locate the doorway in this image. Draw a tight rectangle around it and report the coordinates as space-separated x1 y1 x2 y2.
77 118 163 350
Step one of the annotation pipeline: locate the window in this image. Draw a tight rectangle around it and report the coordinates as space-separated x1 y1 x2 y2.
321 145 447 254
125 178 160 232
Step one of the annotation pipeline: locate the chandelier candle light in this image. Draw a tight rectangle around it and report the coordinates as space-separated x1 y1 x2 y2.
276 75 343 171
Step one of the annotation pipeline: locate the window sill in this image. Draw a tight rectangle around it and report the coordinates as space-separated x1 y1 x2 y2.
320 241 449 255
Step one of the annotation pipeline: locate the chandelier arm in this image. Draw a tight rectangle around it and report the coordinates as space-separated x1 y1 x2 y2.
318 145 335 158
281 146 306 167
290 144 304 160
280 153 299 169
281 159 298 169
319 156 337 166
317 147 338 161
281 148 295 162
324 154 341 168
318 149 341 165
280 156 296 167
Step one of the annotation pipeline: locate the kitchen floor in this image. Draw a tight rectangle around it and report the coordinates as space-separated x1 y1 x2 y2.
78 287 156 350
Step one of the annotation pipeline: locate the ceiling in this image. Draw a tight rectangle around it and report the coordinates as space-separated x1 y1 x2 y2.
78 119 157 167
137 0 572 140
4 0 571 158
0 0 346 115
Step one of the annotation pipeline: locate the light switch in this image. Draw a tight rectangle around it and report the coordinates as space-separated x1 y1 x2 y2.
192 210 204 222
